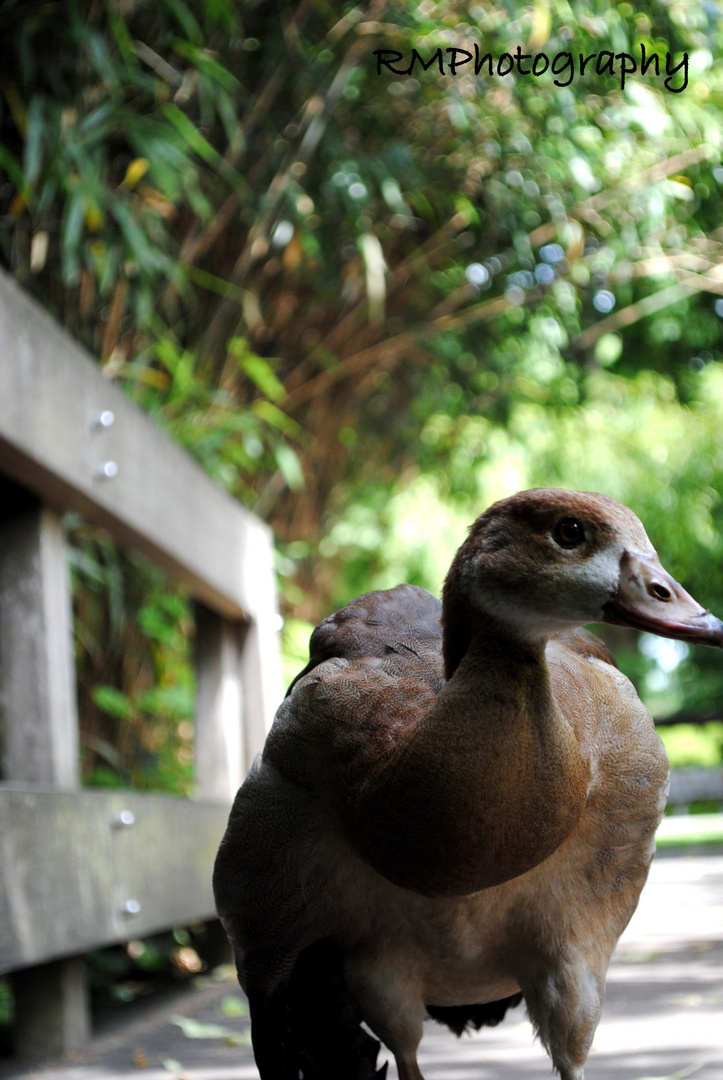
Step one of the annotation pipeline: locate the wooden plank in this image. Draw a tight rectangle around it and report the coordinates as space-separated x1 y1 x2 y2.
668 766 723 805
12 958 90 1060
237 519 284 764
0 268 272 622
0 786 229 974
195 607 247 801
0 482 79 788
0 480 90 1052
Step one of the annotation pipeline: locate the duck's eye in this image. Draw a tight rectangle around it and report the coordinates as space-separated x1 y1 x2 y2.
553 517 586 548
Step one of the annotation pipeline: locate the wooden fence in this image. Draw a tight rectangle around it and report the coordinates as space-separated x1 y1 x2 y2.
0 269 282 1058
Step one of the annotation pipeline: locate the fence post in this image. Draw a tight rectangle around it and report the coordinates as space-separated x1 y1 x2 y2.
194 515 281 802
194 606 248 802
0 479 91 1058
237 517 283 768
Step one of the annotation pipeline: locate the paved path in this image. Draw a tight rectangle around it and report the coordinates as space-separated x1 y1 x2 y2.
4 850 723 1080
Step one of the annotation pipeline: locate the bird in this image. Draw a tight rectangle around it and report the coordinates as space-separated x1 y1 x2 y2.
213 488 723 1080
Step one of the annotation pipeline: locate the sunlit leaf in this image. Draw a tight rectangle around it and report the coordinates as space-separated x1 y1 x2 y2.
252 400 303 437
221 995 248 1017
122 158 150 189
274 443 305 492
171 1015 245 1042
92 685 135 722
235 350 286 402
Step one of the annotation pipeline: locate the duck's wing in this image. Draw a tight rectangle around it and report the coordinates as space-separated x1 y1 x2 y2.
287 583 443 693
268 584 444 798
214 585 444 995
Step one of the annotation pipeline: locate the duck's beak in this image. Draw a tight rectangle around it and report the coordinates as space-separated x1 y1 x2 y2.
602 551 723 647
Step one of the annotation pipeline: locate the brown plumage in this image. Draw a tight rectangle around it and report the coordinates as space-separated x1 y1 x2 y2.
214 488 723 1080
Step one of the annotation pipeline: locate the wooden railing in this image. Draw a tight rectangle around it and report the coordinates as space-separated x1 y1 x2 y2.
0 269 282 1058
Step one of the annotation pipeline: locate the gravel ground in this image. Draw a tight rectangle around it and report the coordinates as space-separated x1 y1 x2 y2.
3 849 723 1080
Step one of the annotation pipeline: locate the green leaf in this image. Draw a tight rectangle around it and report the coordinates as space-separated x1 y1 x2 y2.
172 39 240 92
252 400 303 437
233 347 286 402
0 144 29 198
159 1058 184 1073
92 685 135 721
162 104 242 186
170 1015 247 1044
184 265 245 303
24 96 46 186
160 0 203 43
274 443 305 492
221 995 248 1017
61 190 86 285
107 9 140 71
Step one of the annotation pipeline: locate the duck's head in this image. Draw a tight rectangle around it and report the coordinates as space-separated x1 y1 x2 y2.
443 488 723 674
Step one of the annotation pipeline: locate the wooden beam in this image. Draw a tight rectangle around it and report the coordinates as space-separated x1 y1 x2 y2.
0 268 272 622
195 606 247 802
0 482 79 788
0 786 229 975
0 482 89 1054
13 959 90 1060
668 767 723 805
236 517 284 764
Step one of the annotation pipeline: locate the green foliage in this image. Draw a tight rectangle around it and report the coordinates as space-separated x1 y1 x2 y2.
0 978 12 1051
85 925 215 1007
68 516 195 792
280 617 316 689
659 723 723 768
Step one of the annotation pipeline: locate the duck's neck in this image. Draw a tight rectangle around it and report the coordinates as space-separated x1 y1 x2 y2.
348 617 590 898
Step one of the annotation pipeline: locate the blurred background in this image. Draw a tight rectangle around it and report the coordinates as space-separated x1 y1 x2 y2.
1 0 723 1025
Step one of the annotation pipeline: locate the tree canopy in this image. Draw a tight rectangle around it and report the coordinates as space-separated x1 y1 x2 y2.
2 0 723 786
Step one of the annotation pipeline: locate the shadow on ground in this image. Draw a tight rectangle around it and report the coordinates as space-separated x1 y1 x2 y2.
3 852 722 1080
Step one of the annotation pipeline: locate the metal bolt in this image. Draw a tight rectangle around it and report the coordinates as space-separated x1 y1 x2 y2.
121 899 141 916
95 461 119 480
112 810 135 828
92 410 115 429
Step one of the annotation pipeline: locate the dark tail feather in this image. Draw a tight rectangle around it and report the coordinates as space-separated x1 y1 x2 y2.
426 993 523 1037
249 940 387 1080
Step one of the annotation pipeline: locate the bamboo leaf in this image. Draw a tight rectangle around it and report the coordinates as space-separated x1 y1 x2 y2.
24 96 46 186
159 0 202 43
61 189 85 284
252 400 303 437
230 341 285 401
92 685 135 722
171 39 240 92
0 145 30 200
274 443 305 492
161 103 242 186
107 9 140 71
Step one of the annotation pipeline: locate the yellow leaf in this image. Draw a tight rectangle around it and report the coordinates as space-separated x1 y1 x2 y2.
283 233 303 271
122 158 150 189
8 191 26 216
85 202 104 232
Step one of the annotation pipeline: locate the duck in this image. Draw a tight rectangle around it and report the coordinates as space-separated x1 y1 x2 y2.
213 488 723 1080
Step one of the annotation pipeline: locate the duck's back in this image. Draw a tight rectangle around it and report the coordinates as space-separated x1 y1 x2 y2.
288 583 444 691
